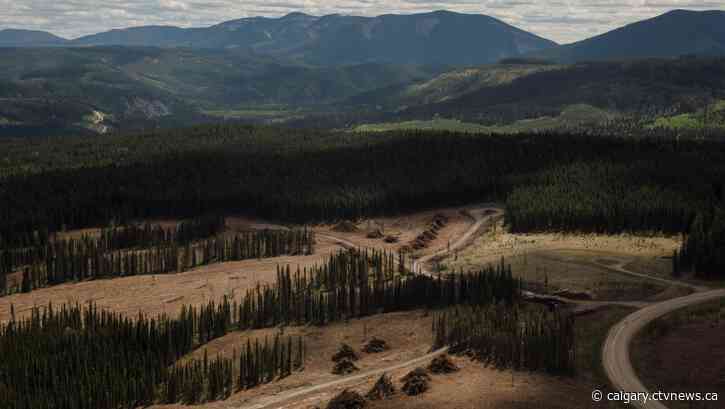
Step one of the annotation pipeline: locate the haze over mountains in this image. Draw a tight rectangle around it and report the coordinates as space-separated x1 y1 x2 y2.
3 9 725 65
0 46 445 135
0 11 557 66
1 9 725 136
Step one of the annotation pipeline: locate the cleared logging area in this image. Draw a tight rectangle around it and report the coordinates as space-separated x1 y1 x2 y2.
0 217 314 296
0 247 576 408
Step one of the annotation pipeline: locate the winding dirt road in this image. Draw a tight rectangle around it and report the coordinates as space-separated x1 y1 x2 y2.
243 205 724 409
592 259 707 292
602 288 725 409
245 346 450 409
243 205 500 409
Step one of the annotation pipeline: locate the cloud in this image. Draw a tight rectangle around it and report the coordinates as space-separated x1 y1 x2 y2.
0 0 722 44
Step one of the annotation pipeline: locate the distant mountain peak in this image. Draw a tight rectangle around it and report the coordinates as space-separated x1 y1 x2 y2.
0 28 60 37
282 12 315 19
664 9 711 15
2 10 557 66
664 8 692 15
428 10 457 15
531 9 725 63
0 28 68 46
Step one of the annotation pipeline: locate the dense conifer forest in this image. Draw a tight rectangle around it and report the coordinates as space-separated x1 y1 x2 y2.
402 58 725 125
3 121 722 408
675 207 725 279
3 11 725 409
1 124 724 276
433 305 576 374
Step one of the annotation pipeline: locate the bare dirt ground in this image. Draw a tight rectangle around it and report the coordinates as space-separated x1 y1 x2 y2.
4 206 690 409
150 306 629 409
315 206 476 260
0 237 342 322
632 300 725 409
443 219 683 301
364 359 607 409
0 207 475 322
142 201 648 409
149 310 436 409
359 306 631 409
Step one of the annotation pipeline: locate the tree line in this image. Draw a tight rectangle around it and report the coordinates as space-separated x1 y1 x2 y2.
0 249 521 408
0 214 226 270
2 124 724 278
0 302 205 409
1 226 315 296
0 298 304 409
674 207 725 279
163 335 305 404
233 250 521 329
3 127 725 244
98 214 227 249
433 304 576 375
504 160 712 234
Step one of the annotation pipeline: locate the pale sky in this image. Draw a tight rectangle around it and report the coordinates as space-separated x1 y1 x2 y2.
0 0 723 44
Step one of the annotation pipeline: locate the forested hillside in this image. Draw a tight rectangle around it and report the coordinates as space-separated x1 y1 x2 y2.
4 6 725 409
0 29 67 46
4 52 725 136
0 47 442 136
4 10 725 137
289 57 725 131
532 10 725 63
399 57 725 126
1 124 724 261
343 62 563 111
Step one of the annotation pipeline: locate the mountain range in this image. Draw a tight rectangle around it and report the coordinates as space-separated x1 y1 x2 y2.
3 9 725 65
533 9 725 63
1 9 725 136
0 11 557 66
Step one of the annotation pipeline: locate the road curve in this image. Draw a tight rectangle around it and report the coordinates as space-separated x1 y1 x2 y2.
319 204 503 278
250 204 723 409
241 205 501 409
603 288 725 409
412 207 503 275
593 260 707 292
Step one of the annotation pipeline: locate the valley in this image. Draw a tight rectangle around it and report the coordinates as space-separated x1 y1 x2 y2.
2 9 725 136
2 5 725 409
